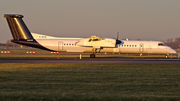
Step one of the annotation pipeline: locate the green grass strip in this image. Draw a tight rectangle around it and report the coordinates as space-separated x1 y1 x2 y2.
0 63 180 101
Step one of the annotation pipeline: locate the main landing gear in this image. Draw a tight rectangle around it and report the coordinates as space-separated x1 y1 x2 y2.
90 54 95 58
90 48 101 58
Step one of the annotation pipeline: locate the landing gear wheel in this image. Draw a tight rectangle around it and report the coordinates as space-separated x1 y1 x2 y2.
90 54 95 58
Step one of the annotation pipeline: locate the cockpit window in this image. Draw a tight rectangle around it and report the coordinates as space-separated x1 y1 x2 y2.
158 43 166 46
88 36 102 42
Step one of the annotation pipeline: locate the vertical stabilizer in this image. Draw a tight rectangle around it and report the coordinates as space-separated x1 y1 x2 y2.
4 14 51 51
4 14 33 40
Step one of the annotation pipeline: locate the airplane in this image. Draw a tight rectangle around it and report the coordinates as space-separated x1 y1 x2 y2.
4 14 176 58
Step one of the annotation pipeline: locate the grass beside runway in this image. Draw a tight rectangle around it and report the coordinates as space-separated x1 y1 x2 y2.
0 63 180 100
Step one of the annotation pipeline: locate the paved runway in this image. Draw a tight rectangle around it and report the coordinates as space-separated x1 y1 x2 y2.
0 59 180 64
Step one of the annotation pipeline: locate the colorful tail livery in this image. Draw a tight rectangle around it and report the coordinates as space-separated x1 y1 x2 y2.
4 14 51 50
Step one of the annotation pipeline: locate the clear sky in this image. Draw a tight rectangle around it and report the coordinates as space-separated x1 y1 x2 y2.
0 0 180 43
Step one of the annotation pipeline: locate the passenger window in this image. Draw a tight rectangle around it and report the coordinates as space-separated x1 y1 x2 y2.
132 45 134 47
124 45 126 47
130 45 131 47
127 45 128 47
135 45 137 47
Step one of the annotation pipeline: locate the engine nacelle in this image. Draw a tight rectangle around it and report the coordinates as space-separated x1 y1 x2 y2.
76 36 116 48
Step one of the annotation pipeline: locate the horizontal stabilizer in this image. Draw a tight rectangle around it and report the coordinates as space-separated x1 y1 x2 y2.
4 14 24 18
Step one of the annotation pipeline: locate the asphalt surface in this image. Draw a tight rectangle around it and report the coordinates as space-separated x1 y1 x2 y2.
0 59 180 64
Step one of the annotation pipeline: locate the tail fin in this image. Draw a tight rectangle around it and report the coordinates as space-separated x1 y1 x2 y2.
4 14 33 41
4 14 51 51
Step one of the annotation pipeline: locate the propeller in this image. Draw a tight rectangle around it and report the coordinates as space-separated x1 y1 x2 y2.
116 32 121 44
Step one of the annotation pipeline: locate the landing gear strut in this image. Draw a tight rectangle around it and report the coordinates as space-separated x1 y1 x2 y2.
90 48 101 58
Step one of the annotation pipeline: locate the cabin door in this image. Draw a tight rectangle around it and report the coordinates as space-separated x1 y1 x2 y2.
58 41 63 50
139 43 144 52
118 45 121 53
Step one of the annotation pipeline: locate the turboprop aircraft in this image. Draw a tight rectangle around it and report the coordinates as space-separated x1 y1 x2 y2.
4 14 176 58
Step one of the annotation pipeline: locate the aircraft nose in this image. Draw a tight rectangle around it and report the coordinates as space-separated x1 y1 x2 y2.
169 48 176 54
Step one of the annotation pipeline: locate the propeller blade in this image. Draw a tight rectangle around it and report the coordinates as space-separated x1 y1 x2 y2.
117 32 119 40
116 32 121 44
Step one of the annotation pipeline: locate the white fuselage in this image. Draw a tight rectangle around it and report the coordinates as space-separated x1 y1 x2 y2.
32 33 176 54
